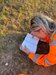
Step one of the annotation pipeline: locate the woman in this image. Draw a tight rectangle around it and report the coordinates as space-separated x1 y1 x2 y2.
20 15 56 67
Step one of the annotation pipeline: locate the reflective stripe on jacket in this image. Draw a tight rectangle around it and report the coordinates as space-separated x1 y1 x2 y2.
48 33 56 64
28 33 56 67
28 53 50 67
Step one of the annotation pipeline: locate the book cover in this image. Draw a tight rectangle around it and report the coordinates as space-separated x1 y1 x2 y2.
20 33 39 53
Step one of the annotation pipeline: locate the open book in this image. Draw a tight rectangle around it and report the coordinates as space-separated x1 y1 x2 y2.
20 33 39 53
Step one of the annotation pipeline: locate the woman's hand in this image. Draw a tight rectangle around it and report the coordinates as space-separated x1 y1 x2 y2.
31 31 36 38
20 45 30 55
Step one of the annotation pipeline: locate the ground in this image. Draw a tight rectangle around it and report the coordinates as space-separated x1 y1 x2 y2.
0 33 56 75
0 0 56 75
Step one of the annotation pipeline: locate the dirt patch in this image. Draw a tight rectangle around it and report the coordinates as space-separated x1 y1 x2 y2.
0 33 56 75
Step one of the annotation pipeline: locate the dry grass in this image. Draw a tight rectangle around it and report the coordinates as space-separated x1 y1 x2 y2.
0 0 56 35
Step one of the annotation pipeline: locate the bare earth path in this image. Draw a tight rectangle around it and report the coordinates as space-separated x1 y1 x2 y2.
0 33 56 75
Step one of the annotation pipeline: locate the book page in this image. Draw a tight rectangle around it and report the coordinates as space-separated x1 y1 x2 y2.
20 33 39 53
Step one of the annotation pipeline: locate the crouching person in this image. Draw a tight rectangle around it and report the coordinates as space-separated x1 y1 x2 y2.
20 15 56 67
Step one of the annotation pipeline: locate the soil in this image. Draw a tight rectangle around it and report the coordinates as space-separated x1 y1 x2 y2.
0 33 56 75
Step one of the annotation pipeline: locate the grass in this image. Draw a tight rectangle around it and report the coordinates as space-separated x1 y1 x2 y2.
0 0 56 35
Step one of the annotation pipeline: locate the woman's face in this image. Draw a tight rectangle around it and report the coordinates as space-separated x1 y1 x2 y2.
31 27 48 39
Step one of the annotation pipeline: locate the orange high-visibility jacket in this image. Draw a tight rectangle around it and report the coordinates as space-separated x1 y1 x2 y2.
28 33 56 67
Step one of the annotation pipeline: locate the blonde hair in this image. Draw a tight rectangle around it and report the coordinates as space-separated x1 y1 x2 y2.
31 15 56 37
